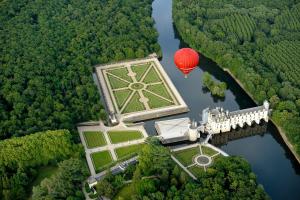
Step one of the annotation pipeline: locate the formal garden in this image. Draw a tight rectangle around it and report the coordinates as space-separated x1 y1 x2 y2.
102 61 178 114
172 145 222 177
81 129 146 173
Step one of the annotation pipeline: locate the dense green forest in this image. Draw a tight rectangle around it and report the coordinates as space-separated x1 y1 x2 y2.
173 0 300 155
0 0 160 139
96 138 268 199
0 130 80 200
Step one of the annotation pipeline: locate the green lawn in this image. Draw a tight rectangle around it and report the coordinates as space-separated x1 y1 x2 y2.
131 63 150 81
146 83 173 101
143 90 174 109
122 91 145 113
113 184 135 200
107 73 130 89
201 145 218 156
115 143 145 159
114 89 132 108
143 66 161 83
83 131 107 148
107 67 132 82
108 130 143 144
173 147 199 166
91 151 113 172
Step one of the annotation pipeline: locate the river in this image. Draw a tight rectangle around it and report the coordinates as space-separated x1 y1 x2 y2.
145 0 300 199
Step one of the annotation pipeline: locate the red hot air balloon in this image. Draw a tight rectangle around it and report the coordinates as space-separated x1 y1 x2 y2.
174 48 199 78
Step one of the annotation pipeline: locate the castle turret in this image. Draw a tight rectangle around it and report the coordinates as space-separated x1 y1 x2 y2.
188 120 198 141
263 100 269 110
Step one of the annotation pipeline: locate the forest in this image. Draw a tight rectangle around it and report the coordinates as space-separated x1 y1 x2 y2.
0 130 83 200
96 138 269 200
31 158 88 200
173 0 300 155
0 0 160 139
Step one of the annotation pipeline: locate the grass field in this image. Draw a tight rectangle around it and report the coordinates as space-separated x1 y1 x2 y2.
108 130 143 144
83 131 106 148
113 184 134 200
146 83 173 101
122 91 145 113
143 66 161 83
115 143 145 159
114 89 132 108
201 146 218 156
91 151 113 172
131 63 150 81
107 67 132 82
173 147 199 166
143 90 173 109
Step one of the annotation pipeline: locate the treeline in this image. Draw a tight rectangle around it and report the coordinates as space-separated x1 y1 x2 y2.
0 130 78 200
173 0 300 155
97 138 268 199
0 0 160 139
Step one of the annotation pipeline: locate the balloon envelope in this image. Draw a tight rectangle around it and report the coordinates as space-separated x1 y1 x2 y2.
174 48 199 75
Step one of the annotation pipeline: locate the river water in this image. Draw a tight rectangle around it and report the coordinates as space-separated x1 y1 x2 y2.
146 0 300 199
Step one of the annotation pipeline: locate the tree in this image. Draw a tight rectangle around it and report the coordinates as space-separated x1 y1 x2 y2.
32 158 87 200
202 72 227 97
138 139 174 176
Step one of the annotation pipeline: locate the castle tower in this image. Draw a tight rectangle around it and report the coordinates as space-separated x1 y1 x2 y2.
263 100 269 110
188 120 198 141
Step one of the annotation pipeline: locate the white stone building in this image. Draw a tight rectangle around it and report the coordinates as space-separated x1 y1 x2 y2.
200 100 270 134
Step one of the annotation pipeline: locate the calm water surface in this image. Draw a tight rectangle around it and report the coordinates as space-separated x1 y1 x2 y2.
146 0 300 199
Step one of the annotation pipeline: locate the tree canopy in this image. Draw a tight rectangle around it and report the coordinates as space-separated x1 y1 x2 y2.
0 130 78 200
173 0 300 155
0 0 160 139
32 158 88 200
108 139 269 200
203 72 227 97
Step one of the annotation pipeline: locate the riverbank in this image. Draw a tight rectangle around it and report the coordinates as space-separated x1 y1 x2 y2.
224 68 300 164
